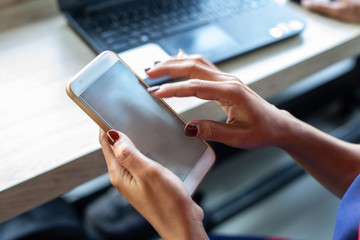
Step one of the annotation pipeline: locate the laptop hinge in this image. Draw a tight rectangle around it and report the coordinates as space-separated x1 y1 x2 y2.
58 0 89 12
86 0 136 14
58 0 136 13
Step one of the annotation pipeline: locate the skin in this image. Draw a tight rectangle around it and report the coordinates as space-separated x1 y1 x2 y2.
99 54 360 239
302 0 360 23
99 130 208 240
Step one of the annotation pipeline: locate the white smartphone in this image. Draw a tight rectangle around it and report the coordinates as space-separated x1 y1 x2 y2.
66 51 215 195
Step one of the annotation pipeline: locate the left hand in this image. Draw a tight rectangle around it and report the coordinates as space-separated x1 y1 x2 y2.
302 0 360 23
99 129 208 240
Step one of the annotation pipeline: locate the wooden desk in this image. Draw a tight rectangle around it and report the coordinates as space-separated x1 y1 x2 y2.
1 0 360 223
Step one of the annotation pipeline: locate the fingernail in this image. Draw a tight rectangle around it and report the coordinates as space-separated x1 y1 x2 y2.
144 67 151 73
185 124 198 137
107 130 120 146
147 86 160 93
154 60 161 65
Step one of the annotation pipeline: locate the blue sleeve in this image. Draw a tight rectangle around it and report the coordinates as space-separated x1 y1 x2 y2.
333 174 360 240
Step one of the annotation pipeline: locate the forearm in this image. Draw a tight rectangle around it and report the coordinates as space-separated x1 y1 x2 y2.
276 117 360 198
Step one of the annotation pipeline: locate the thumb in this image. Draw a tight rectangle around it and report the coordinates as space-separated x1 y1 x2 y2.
106 130 150 174
184 120 242 147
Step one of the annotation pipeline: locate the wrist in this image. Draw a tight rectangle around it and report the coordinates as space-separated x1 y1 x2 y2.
271 111 330 154
269 110 306 150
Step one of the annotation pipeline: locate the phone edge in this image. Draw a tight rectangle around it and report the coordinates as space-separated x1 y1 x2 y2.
66 51 216 194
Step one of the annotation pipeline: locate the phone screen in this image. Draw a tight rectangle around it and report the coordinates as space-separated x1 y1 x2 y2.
79 60 207 180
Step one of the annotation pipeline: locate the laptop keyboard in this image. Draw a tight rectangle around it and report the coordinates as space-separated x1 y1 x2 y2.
81 0 270 53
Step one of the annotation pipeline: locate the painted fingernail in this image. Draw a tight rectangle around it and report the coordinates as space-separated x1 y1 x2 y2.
107 130 120 146
147 86 160 93
154 60 161 65
185 124 198 137
144 67 151 73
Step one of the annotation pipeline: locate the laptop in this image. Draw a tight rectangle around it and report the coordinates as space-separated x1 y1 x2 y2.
58 0 305 85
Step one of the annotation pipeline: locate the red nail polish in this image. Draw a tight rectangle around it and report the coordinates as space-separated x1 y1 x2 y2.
185 124 198 137
154 60 161 65
107 130 120 145
144 67 151 72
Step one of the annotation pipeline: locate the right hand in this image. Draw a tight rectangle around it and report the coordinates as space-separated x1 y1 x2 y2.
147 55 297 150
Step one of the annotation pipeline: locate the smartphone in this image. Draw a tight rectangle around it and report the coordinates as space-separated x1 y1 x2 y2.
66 51 215 195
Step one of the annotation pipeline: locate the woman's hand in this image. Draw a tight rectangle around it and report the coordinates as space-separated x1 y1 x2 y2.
302 0 360 23
99 129 208 240
146 54 360 197
147 55 295 150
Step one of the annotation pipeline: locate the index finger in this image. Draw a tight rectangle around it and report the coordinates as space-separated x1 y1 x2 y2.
150 79 241 104
146 57 228 81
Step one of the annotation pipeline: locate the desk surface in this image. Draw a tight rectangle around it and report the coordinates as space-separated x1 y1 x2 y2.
1 0 360 223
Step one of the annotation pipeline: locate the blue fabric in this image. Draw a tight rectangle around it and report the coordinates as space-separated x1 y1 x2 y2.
333 174 360 240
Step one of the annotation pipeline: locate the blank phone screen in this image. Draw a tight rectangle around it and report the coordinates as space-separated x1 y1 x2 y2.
80 61 207 180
